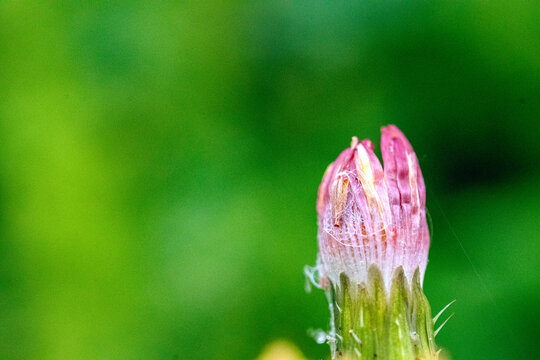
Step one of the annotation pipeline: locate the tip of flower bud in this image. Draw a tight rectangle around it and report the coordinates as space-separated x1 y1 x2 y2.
317 125 429 289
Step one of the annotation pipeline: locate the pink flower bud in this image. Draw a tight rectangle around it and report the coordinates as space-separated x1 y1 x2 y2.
317 125 429 289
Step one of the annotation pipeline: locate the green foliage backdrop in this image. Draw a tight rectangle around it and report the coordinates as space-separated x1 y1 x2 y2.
0 2 539 359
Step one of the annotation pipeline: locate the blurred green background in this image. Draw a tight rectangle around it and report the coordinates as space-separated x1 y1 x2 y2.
1 1 539 359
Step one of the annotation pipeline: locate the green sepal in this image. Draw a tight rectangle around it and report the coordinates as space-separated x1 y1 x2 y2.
368 265 387 359
387 267 413 360
355 284 374 358
411 268 436 359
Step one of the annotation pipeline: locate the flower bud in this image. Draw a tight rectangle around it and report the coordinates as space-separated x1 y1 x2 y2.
317 125 429 289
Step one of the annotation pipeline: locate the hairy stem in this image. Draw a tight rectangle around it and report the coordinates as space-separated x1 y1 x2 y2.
327 266 438 360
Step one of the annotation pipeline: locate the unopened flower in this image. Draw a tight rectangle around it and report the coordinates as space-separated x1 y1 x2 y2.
317 125 429 289
310 125 444 360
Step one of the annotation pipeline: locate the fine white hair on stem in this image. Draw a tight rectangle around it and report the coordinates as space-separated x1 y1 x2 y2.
304 260 324 292
434 313 454 337
433 299 456 324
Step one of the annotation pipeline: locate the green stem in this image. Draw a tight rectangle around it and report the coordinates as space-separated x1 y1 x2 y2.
327 266 439 360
